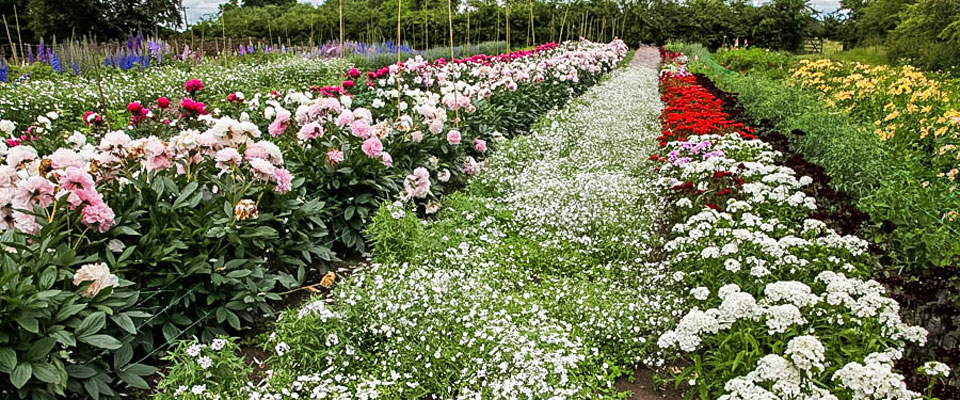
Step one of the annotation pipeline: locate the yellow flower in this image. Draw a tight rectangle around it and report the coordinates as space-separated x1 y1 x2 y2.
884 110 900 121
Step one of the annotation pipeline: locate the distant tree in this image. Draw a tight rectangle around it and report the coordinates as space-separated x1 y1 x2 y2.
888 0 960 69
20 0 183 41
754 0 814 51
242 0 297 7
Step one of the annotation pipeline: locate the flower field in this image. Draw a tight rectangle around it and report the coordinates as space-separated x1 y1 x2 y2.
0 39 628 399
0 32 955 400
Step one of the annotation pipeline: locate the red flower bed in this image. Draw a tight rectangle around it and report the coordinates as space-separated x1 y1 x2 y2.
657 71 754 147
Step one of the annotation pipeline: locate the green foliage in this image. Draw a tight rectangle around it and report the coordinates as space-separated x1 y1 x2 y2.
0 217 152 399
714 47 796 79
154 337 252 400
887 0 960 72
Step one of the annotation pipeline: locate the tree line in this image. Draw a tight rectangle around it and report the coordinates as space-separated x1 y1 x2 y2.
5 0 959 70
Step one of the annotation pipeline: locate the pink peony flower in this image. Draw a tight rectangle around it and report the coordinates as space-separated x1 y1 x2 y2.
297 122 324 141
49 148 84 170
361 137 383 158
326 149 344 165
464 156 480 175
6 145 38 168
350 119 371 138
248 158 276 181
99 131 131 153
273 168 293 194
59 167 95 192
347 67 361 78
342 80 355 89
12 211 41 234
80 201 115 233
352 108 373 124
157 97 170 108
72 263 119 297
447 130 462 145
267 109 291 137
13 176 55 208
474 138 487 153
381 152 393 167
402 167 431 199
215 148 242 170
321 98 342 114
335 110 354 127
410 131 423 142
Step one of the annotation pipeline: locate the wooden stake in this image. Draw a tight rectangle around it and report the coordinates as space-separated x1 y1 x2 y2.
14 6 24 64
447 0 460 125
338 0 344 57
3 15 17 65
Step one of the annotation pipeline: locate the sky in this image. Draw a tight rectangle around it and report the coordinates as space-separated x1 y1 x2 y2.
182 0 842 25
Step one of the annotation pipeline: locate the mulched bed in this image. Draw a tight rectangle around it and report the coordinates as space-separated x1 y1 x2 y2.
694 73 960 399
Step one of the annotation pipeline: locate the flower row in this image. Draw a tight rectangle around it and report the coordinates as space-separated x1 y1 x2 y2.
653 53 948 399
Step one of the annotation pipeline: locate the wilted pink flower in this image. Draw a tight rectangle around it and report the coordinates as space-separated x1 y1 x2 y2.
72 263 119 297
402 167 431 200
215 148 242 170
297 122 324 141
326 148 344 165
361 137 383 158
350 120 371 138
447 130 461 145
474 138 487 153
268 109 291 137
381 152 393 167
464 156 480 175
273 168 293 194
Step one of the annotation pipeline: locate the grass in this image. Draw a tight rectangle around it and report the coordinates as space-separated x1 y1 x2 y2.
798 40 892 65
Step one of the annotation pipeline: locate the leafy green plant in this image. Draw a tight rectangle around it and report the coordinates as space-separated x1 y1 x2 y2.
154 337 251 400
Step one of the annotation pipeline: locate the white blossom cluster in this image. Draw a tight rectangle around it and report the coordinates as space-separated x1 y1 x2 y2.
653 130 939 398
240 49 677 399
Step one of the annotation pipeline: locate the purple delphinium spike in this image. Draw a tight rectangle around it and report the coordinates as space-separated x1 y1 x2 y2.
27 45 34 64
71 62 79 75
